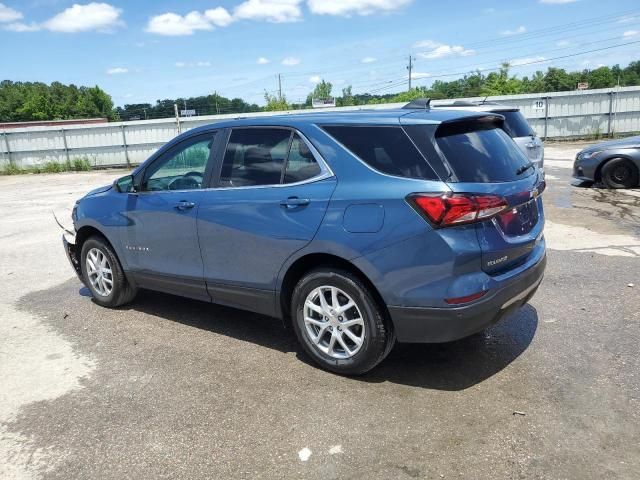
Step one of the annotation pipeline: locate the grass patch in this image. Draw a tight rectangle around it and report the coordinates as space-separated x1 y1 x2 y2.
1 156 93 175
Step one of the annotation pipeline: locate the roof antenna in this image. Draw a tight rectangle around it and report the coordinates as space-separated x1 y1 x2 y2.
481 95 489 105
402 98 431 110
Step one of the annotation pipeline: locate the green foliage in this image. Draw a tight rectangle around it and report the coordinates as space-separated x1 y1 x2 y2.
263 91 291 112
0 81 116 122
116 93 260 119
0 156 93 175
306 80 333 106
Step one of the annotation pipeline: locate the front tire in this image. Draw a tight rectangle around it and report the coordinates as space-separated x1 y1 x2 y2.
291 268 394 375
80 235 137 308
601 158 639 189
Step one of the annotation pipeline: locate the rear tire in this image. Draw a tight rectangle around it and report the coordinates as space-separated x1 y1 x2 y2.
80 235 137 308
291 268 394 375
601 158 639 189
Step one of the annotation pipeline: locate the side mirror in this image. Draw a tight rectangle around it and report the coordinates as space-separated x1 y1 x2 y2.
114 175 137 193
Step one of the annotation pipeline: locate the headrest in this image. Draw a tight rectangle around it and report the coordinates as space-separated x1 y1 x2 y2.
244 147 272 166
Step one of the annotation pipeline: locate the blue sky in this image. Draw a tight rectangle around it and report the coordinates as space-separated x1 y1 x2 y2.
1 0 639 107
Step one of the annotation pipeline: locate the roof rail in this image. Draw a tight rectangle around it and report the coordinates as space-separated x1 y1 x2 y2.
402 98 431 110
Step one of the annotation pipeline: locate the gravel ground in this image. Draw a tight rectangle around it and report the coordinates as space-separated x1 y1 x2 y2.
0 142 638 479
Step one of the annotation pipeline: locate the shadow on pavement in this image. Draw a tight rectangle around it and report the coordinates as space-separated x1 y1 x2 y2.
120 288 538 391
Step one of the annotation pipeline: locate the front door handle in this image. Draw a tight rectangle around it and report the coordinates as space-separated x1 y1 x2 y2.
280 197 310 209
175 200 196 210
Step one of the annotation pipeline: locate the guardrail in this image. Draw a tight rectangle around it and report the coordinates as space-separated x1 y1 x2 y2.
1 86 639 169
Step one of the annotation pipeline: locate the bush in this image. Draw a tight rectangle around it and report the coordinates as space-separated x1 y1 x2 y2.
1 163 22 175
72 157 91 171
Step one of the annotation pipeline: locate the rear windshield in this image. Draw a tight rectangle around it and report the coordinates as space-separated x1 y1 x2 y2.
500 110 534 137
321 125 437 180
434 123 533 183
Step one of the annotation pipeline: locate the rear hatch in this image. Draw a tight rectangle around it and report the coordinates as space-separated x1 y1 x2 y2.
403 114 545 275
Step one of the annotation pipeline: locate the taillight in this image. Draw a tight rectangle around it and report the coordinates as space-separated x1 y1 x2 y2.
409 193 508 227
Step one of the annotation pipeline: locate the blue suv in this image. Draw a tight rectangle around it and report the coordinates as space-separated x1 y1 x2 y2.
63 100 546 374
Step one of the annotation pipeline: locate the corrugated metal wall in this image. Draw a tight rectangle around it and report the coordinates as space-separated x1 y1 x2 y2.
1 86 639 169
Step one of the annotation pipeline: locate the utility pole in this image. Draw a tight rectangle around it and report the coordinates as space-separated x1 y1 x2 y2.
174 103 181 134
407 56 415 91
143 107 147 120
278 74 282 100
214 91 219 115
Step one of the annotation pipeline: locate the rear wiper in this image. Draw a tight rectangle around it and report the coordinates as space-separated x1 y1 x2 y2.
516 163 534 175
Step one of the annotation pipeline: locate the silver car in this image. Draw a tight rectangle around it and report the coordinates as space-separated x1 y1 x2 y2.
432 101 544 170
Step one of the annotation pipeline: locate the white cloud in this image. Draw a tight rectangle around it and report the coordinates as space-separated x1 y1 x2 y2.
409 71 431 80
205 7 234 26
414 40 475 59
483 7 496 14
618 15 638 24
361 56 377 63
146 11 214 36
106 67 128 75
539 0 578 3
282 56 301 66
234 0 302 23
146 1 299 36
175 61 212 68
309 75 321 83
257 57 270 64
43 3 124 33
501 25 526 35
0 3 22 23
509 56 546 67
308 0 411 16
556 40 570 47
623 30 638 37
3 22 39 32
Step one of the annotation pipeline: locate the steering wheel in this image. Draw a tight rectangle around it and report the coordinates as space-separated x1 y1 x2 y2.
168 174 201 190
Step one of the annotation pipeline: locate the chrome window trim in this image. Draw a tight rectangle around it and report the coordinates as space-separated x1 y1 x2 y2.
214 126 334 191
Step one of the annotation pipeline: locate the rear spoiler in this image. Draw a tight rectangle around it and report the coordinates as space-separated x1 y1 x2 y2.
435 114 506 137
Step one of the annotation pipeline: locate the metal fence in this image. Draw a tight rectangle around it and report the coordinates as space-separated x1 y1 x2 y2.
1 86 639 170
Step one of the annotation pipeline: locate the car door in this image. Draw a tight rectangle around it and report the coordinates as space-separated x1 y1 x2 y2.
120 131 218 301
196 127 336 316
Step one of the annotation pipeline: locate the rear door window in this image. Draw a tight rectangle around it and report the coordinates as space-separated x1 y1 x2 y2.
283 133 322 183
322 125 437 180
434 123 533 183
219 128 291 187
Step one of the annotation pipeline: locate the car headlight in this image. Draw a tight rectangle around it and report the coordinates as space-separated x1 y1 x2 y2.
579 150 602 160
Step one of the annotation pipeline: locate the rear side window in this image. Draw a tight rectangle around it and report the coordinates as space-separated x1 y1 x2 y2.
322 126 437 180
220 128 291 187
499 111 534 137
435 123 532 183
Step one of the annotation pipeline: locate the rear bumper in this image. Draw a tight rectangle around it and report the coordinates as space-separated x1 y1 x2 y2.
388 253 546 343
62 233 83 281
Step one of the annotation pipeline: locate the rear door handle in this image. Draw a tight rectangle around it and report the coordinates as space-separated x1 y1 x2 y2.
175 200 196 210
280 197 310 208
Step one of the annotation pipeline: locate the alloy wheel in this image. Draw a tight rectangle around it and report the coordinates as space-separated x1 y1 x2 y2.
86 247 113 297
303 286 365 359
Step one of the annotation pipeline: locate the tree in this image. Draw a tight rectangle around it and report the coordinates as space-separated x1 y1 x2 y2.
264 91 290 111
306 79 333 106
